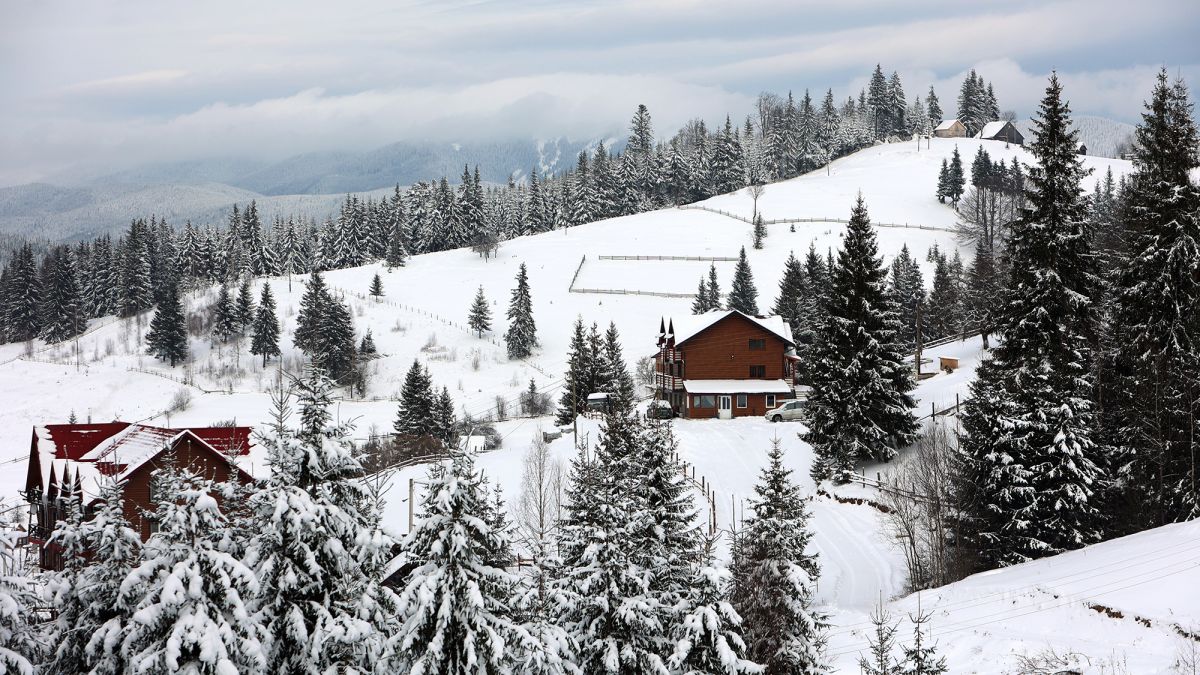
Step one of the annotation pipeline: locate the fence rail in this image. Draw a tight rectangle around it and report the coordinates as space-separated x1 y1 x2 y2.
597 254 739 262
677 204 957 233
569 287 696 299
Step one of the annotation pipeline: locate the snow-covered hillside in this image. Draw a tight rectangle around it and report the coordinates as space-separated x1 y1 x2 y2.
5 138 1187 672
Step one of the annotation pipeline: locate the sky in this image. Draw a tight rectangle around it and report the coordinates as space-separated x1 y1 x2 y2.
1 0 1197 186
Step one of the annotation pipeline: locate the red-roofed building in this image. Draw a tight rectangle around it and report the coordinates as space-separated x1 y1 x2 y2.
23 421 260 570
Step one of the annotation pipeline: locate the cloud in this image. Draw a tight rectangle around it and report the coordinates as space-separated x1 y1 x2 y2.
0 0 1193 186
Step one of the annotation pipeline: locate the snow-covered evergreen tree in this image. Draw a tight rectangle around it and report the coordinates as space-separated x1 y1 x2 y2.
468 285 492 337
858 603 899 675
556 316 593 426
118 464 265 674
235 276 255 331
250 282 281 367
293 271 328 353
387 448 527 673
0 537 41 675
146 280 189 366
959 73 1104 568
805 196 916 481
730 439 826 673
669 565 761 675
727 247 759 315
395 359 436 438
369 272 384 301
505 262 538 359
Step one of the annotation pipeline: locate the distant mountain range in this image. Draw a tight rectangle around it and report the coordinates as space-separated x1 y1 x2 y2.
1 137 615 241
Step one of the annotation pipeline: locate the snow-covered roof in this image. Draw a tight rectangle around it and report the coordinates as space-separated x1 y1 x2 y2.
668 310 794 347
586 392 610 401
934 118 961 131
976 121 1010 138
683 379 794 395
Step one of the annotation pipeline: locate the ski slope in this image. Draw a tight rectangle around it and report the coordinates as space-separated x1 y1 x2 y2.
4 138 1189 672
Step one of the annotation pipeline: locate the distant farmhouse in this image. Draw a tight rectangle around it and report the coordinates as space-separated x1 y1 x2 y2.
933 119 966 138
975 120 1024 145
654 310 799 419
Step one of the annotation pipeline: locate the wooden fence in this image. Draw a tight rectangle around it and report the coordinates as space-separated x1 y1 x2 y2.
677 204 957 233
597 254 739 262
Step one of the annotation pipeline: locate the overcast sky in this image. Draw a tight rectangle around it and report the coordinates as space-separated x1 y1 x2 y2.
2 0 1197 186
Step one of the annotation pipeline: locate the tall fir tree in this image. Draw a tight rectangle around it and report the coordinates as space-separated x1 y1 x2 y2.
958 73 1104 569
395 360 436 438
556 316 593 426
146 280 189 367
727 247 760 315
293 271 328 352
505 262 538 359
468 285 492 337
250 282 281 367
730 439 826 673
805 196 917 481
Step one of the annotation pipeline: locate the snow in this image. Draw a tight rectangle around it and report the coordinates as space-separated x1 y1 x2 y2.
669 310 794 346
933 119 960 132
0 138 1176 672
975 121 1012 139
681 379 793 395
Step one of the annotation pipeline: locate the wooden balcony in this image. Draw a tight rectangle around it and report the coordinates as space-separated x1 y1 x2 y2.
655 372 684 391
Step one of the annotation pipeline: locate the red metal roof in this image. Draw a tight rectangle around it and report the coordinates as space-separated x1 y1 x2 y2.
42 422 131 461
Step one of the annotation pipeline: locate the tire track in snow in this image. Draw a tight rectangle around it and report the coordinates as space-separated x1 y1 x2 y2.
809 499 903 610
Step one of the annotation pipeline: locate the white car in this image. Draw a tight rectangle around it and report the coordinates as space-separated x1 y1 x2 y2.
765 399 807 423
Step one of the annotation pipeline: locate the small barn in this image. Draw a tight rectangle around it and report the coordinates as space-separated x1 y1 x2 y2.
1078 143 1088 155
975 120 1024 146
933 119 966 138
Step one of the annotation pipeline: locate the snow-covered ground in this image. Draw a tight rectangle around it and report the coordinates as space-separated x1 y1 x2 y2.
5 138 1191 672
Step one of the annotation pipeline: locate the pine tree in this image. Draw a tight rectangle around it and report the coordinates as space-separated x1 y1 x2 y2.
0 542 42 674
359 329 377 355
602 322 637 406
146 280 189 367
119 465 264 673
927 85 943 127
81 478 144 675
752 213 767 250
858 602 900 675
959 73 1104 568
212 282 238 342
250 282 281 367
39 246 82 342
44 490 91 674
889 244 926 349
387 449 526 673
556 316 592 426
727 247 759 315
730 439 826 673
947 146 966 204
935 159 950 203
369 272 384 301
772 251 807 337
468 285 492 337
313 295 358 384
235 276 255 332
806 196 917 480
395 360 436 438
505 262 538 359
668 565 760 675
692 275 711 314
293 271 328 352
248 368 383 673
899 602 947 675
433 385 458 445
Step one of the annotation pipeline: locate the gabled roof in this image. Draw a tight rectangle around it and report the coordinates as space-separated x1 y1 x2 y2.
976 121 1013 138
683 379 794 394
934 118 961 131
667 310 794 347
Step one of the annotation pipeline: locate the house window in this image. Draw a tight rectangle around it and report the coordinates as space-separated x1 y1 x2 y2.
695 395 716 408
748 338 766 351
766 394 776 408
749 365 766 378
736 394 748 408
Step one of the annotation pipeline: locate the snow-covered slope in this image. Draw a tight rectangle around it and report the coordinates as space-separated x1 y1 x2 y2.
3 138 1182 672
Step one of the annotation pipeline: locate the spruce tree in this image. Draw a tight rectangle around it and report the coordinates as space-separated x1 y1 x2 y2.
235 276 255 331
212 282 238 342
752 213 767 250
505 262 538 359
772 251 807 333
899 603 947 675
39 246 82 342
805 196 917 481
369 272 384 301
858 603 900 675
668 565 760 675
959 73 1104 568
935 159 950 203
433 385 458 445
947 147 966 205
119 465 264 674
727 247 759 315
556 316 592 426
388 449 526 673
468 285 492 337
81 478 144 675
692 275 711 314
395 360 436 438
250 282 281 367
0 550 41 673
146 280 189 367
1107 69 1200 526
889 244 926 349
730 439 826 673
293 271 328 352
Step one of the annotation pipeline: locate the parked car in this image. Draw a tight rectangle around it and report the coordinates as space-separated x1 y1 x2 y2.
765 399 807 423
645 400 675 419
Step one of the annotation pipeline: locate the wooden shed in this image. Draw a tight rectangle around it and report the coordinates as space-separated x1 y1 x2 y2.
933 119 966 138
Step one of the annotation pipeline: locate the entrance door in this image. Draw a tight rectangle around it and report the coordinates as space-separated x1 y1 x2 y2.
718 395 732 419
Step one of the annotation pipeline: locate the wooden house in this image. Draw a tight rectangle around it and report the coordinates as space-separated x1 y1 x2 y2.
22 422 260 570
933 119 966 138
654 310 798 419
975 120 1024 145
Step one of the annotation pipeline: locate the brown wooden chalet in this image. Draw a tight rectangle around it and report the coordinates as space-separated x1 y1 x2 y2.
974 120 1024 146
22 421 260 570
655 310 798 419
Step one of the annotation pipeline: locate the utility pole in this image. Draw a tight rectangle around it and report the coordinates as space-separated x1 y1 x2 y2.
915 298 924 379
